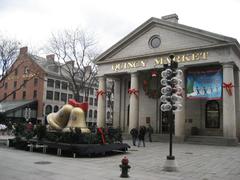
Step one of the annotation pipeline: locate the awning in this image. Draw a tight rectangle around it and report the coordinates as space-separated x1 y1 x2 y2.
0 100 37 113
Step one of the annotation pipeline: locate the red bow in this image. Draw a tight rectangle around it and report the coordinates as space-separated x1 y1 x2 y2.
96 90 105 100
223 82 234 96
151 70 158 77
97 128 106 144
128 88 139 96
68 99 88 112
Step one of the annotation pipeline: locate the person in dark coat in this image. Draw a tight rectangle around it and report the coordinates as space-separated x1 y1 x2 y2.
130 128 138 146
138 126 146 147
147 124 153 142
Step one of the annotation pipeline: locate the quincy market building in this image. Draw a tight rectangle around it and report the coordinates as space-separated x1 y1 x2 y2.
95 14 240 144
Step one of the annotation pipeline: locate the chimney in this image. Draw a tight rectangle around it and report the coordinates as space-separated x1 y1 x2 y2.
161 14 179 23
46 54 55 61
20 46 28 54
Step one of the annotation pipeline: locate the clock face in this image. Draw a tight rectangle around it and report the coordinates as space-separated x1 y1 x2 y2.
149 35 161 48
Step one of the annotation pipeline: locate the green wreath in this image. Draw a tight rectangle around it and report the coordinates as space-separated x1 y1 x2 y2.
142 69 162 99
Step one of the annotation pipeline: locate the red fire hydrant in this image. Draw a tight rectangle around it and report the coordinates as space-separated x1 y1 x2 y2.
119 156 131 178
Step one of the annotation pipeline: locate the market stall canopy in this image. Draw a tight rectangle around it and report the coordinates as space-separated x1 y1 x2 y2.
0 100 37 113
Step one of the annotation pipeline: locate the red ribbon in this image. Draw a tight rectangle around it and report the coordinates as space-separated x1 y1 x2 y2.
68 99 89 112
97 128 106 144
128 88 139 96
151 70 158 77
96 90 105 100
223 82 234 96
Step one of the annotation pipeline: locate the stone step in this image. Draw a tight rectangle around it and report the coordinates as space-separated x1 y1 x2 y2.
122 133 179 142
185 136 238 146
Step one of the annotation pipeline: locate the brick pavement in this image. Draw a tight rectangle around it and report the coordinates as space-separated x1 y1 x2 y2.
0 140 240 180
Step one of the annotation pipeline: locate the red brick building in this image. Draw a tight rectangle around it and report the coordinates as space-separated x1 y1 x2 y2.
0 47 112 125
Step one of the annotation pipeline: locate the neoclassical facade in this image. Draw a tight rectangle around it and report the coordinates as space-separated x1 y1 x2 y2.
95 14 240 143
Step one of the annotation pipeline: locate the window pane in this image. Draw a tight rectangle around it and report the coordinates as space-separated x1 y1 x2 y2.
62 82 68 90
46 91 53 100
22 91 26 99
55 80 60 89
61 93 67 102
33 90 37 98
90 88 94 95
89 110 92 118
94 110 97 118
89 97 93 105
54 92 60 100
94 98 98 106
45 105 52 115
14 81 17 88
34 78 38 86
47 79 54 87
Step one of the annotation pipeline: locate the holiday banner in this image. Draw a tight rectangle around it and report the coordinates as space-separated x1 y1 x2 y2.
186 69 222 99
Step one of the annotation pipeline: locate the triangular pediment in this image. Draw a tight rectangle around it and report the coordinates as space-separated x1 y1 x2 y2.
96 17 239 64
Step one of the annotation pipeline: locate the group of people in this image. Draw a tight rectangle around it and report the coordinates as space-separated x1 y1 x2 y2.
130 124 153 147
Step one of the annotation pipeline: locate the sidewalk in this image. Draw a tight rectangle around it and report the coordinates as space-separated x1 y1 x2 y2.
0 140 240 180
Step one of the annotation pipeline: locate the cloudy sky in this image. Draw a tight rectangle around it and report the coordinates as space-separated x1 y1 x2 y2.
0 0 239 55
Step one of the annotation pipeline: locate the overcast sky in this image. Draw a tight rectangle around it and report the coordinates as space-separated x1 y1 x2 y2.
0 0 239 55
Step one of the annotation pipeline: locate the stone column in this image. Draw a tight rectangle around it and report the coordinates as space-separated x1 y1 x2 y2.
174 70 185 141
113 78 121 128
97 76 106 128
222 63 237 139
129 72 139 132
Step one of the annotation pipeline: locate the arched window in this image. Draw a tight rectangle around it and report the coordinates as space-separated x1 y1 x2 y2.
94 110 97 118
107 111 110 119
205 100 220 128
45 105 52 115
53 105 59 112
89 109 93 118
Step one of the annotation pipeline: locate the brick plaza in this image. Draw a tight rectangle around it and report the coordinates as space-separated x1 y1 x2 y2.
0 140 240 180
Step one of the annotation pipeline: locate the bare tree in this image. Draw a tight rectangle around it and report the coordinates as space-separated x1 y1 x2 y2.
47 28 99 101
0 36 20 88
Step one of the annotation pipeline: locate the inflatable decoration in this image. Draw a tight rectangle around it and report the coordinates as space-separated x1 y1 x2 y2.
47 99 90 133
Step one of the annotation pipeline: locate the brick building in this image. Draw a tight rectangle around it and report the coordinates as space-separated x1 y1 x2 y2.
0 47 113 125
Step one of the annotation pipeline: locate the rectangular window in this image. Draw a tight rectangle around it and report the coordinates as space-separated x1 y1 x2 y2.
34 78 38 86
94 98 98 106
23 80 27 88
61 93 67 102
54 92 60 101
22 91 26 99
47 79 54 88
94 110 97 118
62 82 68 90
4 93 7 98
13 92 16 100
14 81 17 88
14 69 18 76
46 91 53 100
55 80 60 89
33 90 37 98
89 97 93 105
4 82 8 89
90 88 94 95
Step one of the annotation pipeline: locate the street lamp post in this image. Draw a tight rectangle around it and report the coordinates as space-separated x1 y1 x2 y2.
161 54 183 171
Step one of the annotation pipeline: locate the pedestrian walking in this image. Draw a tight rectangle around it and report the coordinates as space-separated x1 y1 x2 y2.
147 124 153 142
138 126 146 147
130 128 138 146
